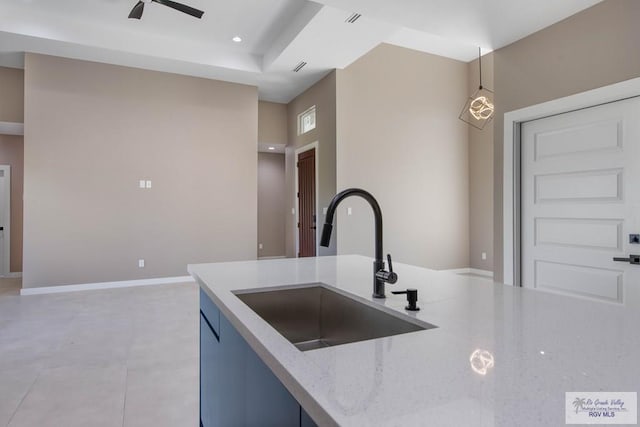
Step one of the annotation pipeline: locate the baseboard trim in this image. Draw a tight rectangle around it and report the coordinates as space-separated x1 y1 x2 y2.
2 272 22 278
20 275 195 296
0 121 24 136
258 256 287 260
440 268 494 278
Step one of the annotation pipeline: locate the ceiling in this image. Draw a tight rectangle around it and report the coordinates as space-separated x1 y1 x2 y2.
0 0 602 103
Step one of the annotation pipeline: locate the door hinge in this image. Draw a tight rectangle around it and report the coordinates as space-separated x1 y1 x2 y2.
296 162 299 167
297 222 300 228
297 192 299 198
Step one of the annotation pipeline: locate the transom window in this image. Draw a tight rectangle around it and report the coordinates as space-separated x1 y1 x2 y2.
298 106 316 135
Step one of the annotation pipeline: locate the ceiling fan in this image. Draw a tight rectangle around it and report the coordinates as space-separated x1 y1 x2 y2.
128 0 204 20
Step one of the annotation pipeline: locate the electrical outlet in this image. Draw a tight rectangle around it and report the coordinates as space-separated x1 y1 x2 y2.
145 180 152 189
139 180 146 189
258 243 263 250
347 207 352 216
481 252 487 261
138 259 145 268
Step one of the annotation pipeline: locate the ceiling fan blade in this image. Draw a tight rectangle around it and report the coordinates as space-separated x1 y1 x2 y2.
152 0 204 18
128 1 145 19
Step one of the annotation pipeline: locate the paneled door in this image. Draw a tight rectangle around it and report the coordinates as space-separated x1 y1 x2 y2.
297 148 316 257
521 97 640 304
0 165 9 277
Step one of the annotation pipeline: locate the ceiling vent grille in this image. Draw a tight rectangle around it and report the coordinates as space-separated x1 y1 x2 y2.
292 61 307 72
345 13 362 24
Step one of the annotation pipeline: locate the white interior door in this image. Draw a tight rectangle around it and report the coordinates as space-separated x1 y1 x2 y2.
0 166 6 276
521 97 640 305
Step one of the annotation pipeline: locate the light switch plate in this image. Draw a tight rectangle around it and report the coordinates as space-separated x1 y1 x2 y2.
347 207 352 216
139 180 146 189
145 180 152 189
138 259 145 268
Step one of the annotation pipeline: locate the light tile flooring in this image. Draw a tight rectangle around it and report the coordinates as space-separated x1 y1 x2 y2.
0 278 199 427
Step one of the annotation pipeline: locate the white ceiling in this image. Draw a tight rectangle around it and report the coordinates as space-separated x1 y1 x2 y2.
0 0 602 102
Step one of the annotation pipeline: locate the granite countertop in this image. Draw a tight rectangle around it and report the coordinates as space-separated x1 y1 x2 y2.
188 255 640 427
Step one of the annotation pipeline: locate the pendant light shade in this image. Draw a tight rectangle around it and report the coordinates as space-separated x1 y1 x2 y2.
459 47 494 130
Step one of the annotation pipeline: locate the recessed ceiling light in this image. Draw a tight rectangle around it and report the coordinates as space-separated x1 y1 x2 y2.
268 147 275 150
232 36 242 43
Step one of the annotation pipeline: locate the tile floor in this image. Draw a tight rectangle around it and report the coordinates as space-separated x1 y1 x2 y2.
0 278 199 427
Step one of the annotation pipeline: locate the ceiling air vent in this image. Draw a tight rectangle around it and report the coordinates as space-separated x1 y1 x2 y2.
292 61 307 73
345 13 362 24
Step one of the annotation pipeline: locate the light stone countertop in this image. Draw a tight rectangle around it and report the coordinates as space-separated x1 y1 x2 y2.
188 255 640 427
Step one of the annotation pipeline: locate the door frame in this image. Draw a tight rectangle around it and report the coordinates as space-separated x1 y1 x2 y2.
294 141 319 258
503 77 640 286
0 165 10 277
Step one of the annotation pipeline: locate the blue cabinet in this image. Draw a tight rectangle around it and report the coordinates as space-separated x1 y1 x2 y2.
200 290 317 427
200 314 220 427
245 342 300 426
218 314 248 425
300 409 316 427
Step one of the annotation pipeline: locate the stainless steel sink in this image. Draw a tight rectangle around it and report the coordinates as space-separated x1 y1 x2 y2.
234 283 436 351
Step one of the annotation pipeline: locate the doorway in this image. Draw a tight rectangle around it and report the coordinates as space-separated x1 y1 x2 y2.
504 78 640 288
0 165 10 277
520 97 640 303
295 144 317 257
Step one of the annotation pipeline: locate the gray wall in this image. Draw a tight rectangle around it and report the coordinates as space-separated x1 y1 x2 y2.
492 0 640 281
336 44 469 270
257 152 286 257
23 53 258 288
285 72 337 258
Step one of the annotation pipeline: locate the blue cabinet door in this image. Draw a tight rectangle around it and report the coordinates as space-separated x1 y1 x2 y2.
300 408 318 427
218 314 248 426
200 313 221 427
200 290 309 427
245 345 300 427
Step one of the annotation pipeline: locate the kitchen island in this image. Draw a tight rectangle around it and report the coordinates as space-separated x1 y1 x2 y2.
189 255 639 426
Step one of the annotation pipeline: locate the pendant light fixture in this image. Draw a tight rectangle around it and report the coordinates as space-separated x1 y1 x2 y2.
459 47 494 130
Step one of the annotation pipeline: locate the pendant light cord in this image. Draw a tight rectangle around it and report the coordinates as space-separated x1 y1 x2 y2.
478 47 483 90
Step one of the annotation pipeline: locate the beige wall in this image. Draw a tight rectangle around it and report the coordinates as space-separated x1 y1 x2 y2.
468 53 494 271
257 101 287 258
285 72 337 257
23 54 258 288
0 66 25 273
0 66 24 123
336 44 469 270
492 0 640 281
258 101 287 145
257 152 286 257
0 135 24 272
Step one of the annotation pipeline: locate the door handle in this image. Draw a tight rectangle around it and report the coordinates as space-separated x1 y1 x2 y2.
613 255 640 265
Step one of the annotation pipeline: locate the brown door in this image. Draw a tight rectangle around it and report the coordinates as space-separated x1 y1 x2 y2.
297 149 316 257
